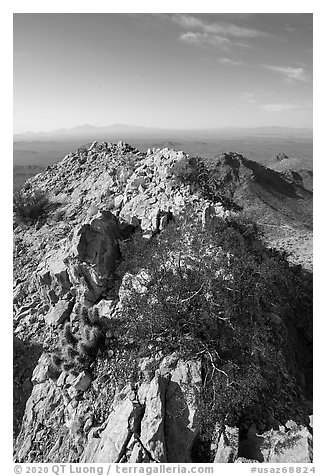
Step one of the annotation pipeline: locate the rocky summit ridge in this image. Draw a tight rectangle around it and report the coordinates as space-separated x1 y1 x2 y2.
13 141 313 463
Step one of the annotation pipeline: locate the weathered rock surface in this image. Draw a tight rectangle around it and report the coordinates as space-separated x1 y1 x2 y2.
214 425 239 463
80 358 201 463
44 299 74 326
237 422 313 463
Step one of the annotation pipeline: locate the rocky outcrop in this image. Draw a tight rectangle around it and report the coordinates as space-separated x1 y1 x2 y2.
213 425 239 463
211 422 313 464
13 141 313 464
236 422 313 463
35 210 125 309
81 357 201 463
276 153 289 161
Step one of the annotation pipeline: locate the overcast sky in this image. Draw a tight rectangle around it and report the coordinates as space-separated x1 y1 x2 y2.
13 13 313 133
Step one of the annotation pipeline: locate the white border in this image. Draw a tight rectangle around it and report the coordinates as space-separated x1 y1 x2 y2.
3 1 322 473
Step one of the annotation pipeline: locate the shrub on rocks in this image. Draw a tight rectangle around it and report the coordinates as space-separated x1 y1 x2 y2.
13 187 50 224
117 207 312 456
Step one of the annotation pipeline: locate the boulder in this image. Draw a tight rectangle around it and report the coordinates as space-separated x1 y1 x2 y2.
31 353 52 385
44 299 74 326
75 211 122 276
114 195 124 209
71 371 92 392
276 153 289 161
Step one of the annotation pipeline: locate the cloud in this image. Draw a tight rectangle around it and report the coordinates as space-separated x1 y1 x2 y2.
261 103 298 112
180 32 230 49
241 92 257 104
264 65 310 82
173 14 269 39
218 57 243 66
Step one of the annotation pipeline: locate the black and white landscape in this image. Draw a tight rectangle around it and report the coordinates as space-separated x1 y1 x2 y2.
13 13 313 464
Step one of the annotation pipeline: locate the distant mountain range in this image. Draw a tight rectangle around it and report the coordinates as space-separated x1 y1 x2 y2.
14 124 313 142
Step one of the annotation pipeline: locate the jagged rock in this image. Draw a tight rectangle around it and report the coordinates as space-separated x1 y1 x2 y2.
75 211 122 275
138 375 168 462
276 153 289 161
163 359 202 463
80 357 201 463
37 248 73 305
81 392 133 463
284 170 304 186
238 422 313 463
36 210 126 307
214 426 239 463
13 282 28 305
31 353 51 385
44 299 74 326
129 442 143 462
15 381 62 461
56 371 75 388
71 371 92 392
114 195 124 209
93 299 116 318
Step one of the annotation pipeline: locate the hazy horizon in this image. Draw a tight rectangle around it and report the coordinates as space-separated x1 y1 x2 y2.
15 122 313 137
14 13 312 134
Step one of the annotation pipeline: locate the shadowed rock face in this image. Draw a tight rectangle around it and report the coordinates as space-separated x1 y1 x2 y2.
76 212 122 277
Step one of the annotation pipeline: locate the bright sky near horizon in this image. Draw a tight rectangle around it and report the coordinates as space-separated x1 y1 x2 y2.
13 13 313 133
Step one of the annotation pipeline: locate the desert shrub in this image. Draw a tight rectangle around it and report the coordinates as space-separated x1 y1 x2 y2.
13 187 50 224
171 158 242 211
49 305 106 378
117 207 311 454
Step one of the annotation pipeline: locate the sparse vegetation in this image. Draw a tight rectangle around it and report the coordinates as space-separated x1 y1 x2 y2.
13 187 50 224
171 156 243 211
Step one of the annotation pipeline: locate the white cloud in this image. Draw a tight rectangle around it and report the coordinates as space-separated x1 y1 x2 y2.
264 65 310 82
173 14 269 39
241 92 257 104
218 57 243 66
180 32 230 49
261 103 298 112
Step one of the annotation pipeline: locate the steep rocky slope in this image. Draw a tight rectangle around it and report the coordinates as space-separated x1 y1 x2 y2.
13 141 313 463
269 153 313 192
